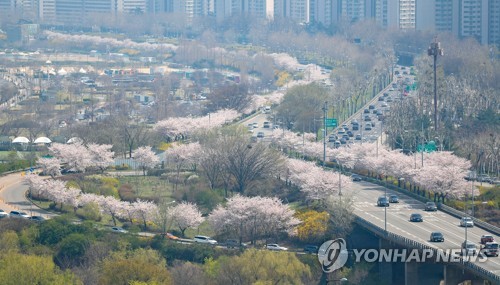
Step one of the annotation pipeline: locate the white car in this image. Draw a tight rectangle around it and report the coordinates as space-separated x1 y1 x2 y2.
266 244 288 251
0 210 9 218
460 217 474 227
193 235 217 245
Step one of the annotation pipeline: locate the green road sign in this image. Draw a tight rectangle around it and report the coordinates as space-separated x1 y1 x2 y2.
417 141 436 152
326 118 337 127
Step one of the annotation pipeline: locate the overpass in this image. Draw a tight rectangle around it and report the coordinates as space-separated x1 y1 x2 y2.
349 178 500 285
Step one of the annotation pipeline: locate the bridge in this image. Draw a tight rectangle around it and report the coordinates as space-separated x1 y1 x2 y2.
349 177 500 285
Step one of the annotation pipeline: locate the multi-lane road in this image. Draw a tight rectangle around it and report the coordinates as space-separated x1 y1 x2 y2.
349 179 500 275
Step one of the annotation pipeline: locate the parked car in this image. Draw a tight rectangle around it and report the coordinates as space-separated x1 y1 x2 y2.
410 213 423 222
256 132 265 138
430 232 444 242
111 227 128 233
389 195 399 203
263 121 271 128
0 209 9 219
480 235 495 245
28 216 46 222
461 241 477 255
481 242 499 257
194 235 217 245
351 174 362 182
363 109 370 114
355 134 362 140
266 244 288 251
377 196 389 207
424 202 437 211
304 245 319 254
9 211 30 219
369 104 375 109
460 217 474 227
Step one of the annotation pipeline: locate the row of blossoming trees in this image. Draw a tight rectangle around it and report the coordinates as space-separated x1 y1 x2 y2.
270 129 475 201
30 107 473 240
29 109 304 241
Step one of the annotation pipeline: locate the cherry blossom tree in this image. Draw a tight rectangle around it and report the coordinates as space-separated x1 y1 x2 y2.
164 142 202 191
131 199 158 229
168 202 204 237
208 195 300 244
133 146 160 176
36 157 61 178
97 196 124 226
49 143 92 172
154 109 240 139
87 143 114 173
413 151 473 200
286 158 351 202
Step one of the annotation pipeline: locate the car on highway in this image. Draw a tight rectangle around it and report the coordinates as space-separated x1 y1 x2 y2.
424 202 437 211
461 241 477 255
0 209 9 219
460 217 474 227
337 128 346 134
480 235 495 245
410 213 423 222
481 242 499 257
304 245 319 254
194 235 217 245
389 195 399 203
111 227 128 233
351 174 362 181
266 243 288 251
9 211 30 219
430 232 444 242
377 196 389 207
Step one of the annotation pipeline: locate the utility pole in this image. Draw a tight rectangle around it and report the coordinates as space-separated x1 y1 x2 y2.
427 37 444 131
322 101 328 166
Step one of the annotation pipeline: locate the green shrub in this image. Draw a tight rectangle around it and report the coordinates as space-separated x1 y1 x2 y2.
78 202 101 221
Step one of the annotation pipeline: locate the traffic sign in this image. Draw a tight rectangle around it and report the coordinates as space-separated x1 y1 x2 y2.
326 118 337 127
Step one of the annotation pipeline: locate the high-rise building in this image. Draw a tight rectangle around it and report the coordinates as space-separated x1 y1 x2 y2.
489 0 500 47
309 0 333 26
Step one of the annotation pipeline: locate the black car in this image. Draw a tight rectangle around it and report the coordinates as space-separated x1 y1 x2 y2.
28 216 46 222
377 196 389 207
351 174 362 182
410 213 423 222
352 125 359 131
389 195 399 203
424 202 437 211
304 245 319 254
364 109 370 114
430 232 444 242
368 105 375 109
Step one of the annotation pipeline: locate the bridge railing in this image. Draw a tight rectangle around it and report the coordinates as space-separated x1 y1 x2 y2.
354 216 500 284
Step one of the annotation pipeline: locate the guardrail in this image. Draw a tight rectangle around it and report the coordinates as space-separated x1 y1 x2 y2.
354 216 500 284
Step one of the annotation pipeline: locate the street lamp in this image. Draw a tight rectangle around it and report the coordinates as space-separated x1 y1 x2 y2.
322 101 328 166
427 37 444 131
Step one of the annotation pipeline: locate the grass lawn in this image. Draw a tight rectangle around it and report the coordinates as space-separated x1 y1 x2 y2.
117 176 175 200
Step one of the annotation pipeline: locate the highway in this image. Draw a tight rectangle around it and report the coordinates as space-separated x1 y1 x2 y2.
348 179 500 275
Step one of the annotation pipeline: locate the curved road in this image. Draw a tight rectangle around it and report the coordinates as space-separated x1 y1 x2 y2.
348 180 500 276
0 172 54 218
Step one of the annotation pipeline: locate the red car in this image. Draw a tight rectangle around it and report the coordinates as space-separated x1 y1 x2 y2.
480 235 495 245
